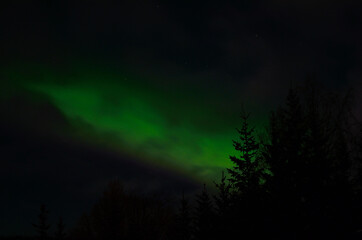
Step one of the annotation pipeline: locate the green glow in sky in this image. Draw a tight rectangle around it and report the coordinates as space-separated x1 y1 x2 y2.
6 64 266 183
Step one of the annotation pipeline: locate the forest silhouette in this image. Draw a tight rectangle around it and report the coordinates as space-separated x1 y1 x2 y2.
3 81 362 240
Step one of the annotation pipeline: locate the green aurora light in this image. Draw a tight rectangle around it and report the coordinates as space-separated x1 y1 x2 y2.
4 64 267 183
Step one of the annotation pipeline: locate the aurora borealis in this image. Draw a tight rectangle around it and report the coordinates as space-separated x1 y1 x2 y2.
20 65 242 181
1 0 362 236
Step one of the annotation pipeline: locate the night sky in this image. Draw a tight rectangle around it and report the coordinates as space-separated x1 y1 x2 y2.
1 0 362 236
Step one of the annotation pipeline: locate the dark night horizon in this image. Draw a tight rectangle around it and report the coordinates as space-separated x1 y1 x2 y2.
1 0 362 237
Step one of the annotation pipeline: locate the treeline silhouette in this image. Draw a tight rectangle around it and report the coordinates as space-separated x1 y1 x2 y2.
5 82 362 240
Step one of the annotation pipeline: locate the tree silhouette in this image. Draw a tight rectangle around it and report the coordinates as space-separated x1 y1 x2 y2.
213 171 233 239
91 180 125 240
69 179 174 240
55 217 66 240
226 110 268 238
265 88 306 238
301 82 353 236
227 110 265 195
174 191 192 240
351 126 362 236
263 83 357 238
32 204 51 240
193 184 215 240
69 213 94 240
213 171 231 217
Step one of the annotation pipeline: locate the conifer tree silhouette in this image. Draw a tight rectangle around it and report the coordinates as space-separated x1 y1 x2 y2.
70 213 94 240
32 204 51 240
213 171 233 239
91 179 126 240
265 88 306 238
226 110 268 238
174 191 192 240
265 83 357 238
70 179 174 240
55 217 66 240
227 110 264 196
194 184 214 240
351 126 362 236
213 171 231 217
